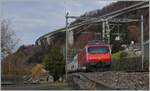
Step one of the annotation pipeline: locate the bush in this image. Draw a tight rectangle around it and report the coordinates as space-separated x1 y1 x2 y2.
43 47 65 81
120 51 128 58
112 51 128 61
31 64 44 80
111 57 148 72
112 51 122 61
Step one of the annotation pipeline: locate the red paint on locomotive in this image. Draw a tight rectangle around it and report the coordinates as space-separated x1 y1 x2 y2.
78 41 111 69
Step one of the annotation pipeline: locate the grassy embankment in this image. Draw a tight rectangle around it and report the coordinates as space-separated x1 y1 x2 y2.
111 51 149 71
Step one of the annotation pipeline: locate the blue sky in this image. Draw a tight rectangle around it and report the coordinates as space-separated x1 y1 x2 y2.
1 0 114 46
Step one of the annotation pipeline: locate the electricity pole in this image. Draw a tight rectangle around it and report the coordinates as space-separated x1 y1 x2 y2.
141 15 144 71
65 12 69 80
105 19 110 44
102 21 105 41
65 12 79 80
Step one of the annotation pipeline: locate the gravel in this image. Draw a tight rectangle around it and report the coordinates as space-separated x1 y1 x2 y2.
83 71 149 90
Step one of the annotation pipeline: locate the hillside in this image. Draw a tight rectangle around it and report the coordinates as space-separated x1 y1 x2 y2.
71 1 142 25
1 45 47 75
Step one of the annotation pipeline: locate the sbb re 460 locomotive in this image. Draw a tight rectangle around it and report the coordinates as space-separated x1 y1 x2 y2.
77 40 112 71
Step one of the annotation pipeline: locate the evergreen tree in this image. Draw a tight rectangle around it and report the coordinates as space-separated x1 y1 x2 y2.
43 47 65 81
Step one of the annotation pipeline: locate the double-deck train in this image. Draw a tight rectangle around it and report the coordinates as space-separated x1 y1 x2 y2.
68 40 112 72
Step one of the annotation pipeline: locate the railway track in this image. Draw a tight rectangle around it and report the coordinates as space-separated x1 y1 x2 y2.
69 71 149 90
70 72 115 90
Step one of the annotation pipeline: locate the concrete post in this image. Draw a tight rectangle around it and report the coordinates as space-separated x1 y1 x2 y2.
65 12 69 80
141 15 144 71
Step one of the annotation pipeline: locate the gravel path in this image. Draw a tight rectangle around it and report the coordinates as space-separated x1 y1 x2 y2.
83 71 149 90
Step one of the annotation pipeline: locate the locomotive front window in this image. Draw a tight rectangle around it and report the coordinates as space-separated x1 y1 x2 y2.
88 46 109 53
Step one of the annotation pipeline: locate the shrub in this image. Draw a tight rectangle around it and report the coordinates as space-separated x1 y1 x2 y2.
120 51 128 58
43 47 65 81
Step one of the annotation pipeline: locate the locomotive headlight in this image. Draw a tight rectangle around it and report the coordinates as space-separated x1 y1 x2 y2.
98 56 101 60
82 66 86 70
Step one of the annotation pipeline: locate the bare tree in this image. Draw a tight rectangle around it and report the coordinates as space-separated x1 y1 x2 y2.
1 19 19 59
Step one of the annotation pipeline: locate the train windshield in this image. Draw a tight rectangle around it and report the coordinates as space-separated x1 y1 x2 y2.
88 46 109 54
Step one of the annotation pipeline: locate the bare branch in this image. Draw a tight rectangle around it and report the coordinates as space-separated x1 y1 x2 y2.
1 19 19 58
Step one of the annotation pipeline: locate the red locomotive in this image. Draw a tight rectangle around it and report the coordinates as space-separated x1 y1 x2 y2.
77 40 111 71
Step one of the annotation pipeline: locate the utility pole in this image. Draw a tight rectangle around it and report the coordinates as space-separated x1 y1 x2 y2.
141 15 144 71
65 13 87 80
105 19 110 44
65 12 69 80
102 21 105 41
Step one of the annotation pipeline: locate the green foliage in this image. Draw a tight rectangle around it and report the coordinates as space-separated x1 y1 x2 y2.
120 51 128 58
112 51 122 61
112 51 128 61
43 47 65 81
